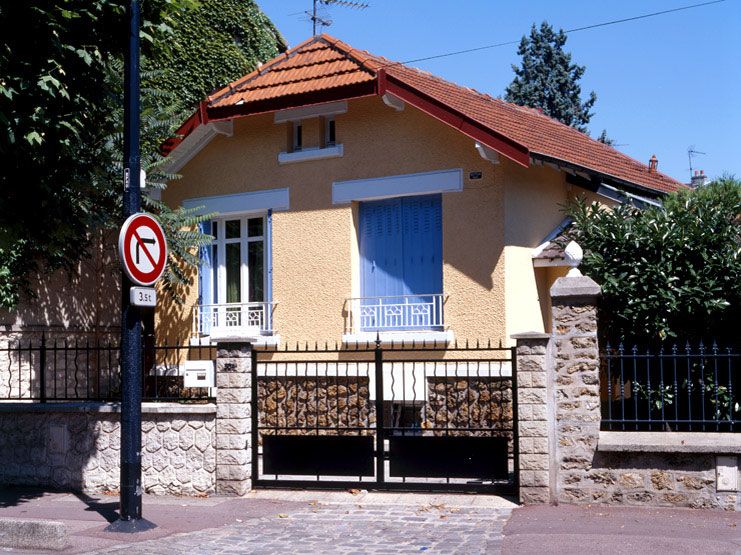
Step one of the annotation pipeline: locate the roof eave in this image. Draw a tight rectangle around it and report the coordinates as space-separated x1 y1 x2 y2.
378 69 531 168
530 151 682 199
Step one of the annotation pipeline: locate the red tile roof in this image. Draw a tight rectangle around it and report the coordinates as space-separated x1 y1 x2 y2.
176 34 684 195
208 36 378 108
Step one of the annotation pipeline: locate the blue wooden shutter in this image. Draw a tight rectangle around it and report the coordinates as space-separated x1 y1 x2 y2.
360 198 404 299
401 194 442 296
198 220 213 335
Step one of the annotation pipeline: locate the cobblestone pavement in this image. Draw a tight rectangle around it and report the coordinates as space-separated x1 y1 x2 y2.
97 503 513 554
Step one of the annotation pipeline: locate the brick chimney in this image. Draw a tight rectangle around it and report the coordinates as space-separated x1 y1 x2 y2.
648 154 658 173
690 169 708 188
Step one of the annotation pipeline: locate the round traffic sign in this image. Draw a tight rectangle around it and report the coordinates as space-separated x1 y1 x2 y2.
118 213 168 286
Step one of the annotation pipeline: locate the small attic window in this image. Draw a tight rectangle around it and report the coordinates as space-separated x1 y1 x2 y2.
292 121 303 152
324 117 336 147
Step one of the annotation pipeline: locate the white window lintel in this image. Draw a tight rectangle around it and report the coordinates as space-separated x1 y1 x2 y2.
182 187 289 216
332 168 463 205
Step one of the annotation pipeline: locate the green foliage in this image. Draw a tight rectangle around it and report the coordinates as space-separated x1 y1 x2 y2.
505 22 596 132
0 0 281 309
151 0 286 110
0 1 126 308
104 59 213 303
566 177 741 342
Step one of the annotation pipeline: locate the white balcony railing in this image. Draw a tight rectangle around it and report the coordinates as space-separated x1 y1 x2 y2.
347 294 444 333
193 302 274 338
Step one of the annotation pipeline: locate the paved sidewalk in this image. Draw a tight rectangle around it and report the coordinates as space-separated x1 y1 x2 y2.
98 503 513 554
502 504 741 554
0 488 515 554
2 488 740 554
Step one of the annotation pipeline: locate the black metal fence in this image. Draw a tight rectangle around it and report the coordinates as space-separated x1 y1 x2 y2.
601 341 739 432
0 333 214 402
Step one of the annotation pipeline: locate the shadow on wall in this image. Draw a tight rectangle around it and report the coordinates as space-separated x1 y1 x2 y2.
0 410 109 503
155 262 197 353
0 228 121 341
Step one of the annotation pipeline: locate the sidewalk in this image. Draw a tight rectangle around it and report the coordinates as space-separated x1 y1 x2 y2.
1 488 739 554
0 488 515 553
502 504 741 554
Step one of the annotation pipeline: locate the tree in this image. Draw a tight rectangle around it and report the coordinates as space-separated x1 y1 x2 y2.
0 1 136 308
0 1 284 309
597 129 615 146
505 22 597 132
566 177 741 343
151 0 286 111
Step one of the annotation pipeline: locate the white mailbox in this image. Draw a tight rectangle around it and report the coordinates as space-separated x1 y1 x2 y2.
183 360 215 389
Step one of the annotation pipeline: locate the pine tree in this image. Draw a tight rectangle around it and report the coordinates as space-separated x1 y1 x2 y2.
505 22 597 132
597 129 615 146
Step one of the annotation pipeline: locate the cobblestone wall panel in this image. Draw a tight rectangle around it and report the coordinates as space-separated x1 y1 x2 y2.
0 410 216 495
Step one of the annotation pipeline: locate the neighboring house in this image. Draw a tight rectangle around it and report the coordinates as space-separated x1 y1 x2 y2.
156 34 683 348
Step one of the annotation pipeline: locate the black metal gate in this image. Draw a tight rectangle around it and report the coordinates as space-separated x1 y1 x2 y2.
251 340 518 495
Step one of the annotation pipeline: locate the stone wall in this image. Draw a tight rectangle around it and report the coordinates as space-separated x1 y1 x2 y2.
215 343 252 495
511 334 550 504
424 377 512 438
0 404 216 495
257 376 374 436
511 274 740 511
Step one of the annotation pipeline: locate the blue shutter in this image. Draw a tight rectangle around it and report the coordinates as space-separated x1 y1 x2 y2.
360 198 404 299
198 220 213 335
401 194 442 296
359 194 442 331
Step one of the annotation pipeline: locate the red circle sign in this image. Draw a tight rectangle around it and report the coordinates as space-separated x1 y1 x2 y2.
118 213 168 286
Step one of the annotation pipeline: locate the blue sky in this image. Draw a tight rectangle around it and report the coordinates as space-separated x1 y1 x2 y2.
257 0 740 183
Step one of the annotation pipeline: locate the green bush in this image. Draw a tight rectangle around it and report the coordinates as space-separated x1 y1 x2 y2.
566 177 741 343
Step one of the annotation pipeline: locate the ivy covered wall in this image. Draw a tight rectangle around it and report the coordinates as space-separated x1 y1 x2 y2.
153 0 287 110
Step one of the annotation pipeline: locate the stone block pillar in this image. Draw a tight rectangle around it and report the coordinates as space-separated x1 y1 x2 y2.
215 342 252 495
550 275 601 504
511 332 551 504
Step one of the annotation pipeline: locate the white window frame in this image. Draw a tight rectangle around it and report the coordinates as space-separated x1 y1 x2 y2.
212 215 266 305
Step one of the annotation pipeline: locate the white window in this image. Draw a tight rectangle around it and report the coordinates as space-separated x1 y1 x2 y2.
210 216 265 305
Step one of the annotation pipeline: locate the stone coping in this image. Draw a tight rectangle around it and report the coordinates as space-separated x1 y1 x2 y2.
0 401 216 414
511 332 550 340
599 431 741 454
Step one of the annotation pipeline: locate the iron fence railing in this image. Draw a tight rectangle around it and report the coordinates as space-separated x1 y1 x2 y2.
0 334 214 402
601 341 739 432
346 294 445 334
193 302 275 338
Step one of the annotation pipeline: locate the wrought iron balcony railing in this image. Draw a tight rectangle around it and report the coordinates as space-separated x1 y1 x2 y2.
193 302 274 338
347 294 445 334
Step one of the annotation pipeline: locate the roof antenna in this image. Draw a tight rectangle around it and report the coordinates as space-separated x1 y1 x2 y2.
308 0 369 36
687 145 706 179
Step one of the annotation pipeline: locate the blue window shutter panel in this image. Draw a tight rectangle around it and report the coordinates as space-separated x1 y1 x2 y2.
360 198 403 299
402 194 442 296
198 220 213 335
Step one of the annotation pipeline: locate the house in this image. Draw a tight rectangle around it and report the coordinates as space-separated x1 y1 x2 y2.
158 34 683 348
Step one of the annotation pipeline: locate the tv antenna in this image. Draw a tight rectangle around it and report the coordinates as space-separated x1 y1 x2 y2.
687 146 706 178
307 0 369 36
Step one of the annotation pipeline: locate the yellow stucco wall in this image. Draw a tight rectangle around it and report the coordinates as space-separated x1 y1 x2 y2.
501 159 569 341
160 96 576 346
